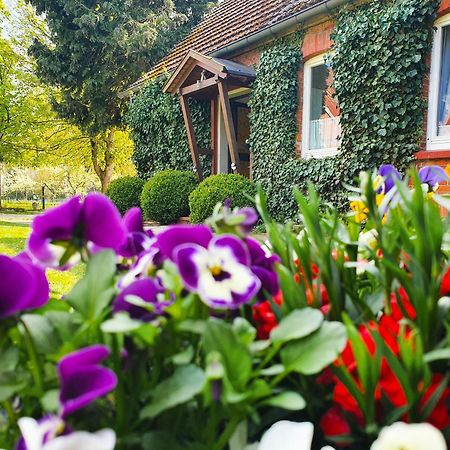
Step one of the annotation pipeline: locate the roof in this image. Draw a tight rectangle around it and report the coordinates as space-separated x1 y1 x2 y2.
126 0 323 94
163 50 256 95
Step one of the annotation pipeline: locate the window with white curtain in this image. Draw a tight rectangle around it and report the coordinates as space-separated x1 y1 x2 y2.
302 54 341 158
427 15 450 150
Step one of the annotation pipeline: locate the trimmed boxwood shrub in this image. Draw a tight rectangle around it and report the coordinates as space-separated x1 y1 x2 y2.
106 176 145 215
141 170 198 224
189 174 256 224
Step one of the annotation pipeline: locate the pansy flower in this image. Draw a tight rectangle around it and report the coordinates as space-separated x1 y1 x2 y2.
175 234 261 309
113 278 172 321
375 165 401 195
0 253 49 319
58 345 117 418
27 194 126 270
418 165 449 194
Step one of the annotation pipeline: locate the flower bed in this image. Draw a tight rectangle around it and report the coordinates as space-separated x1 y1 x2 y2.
0 166 449 450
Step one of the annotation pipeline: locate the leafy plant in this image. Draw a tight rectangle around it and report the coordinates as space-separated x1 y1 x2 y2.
106 176 145 215
141 170 198 224
189 174 256 223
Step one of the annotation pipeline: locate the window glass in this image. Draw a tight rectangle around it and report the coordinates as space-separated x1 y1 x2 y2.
309 64 340 150
438 25 450 137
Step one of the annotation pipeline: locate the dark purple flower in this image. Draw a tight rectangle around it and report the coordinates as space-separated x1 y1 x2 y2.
157 225 213 261
246 237 280 298
0 253 49 319
377 165 402 194
174 234 261 309
28 194 127 270
58 345 117 418
418 166 449 191
117 208 155 258
113 278 172 321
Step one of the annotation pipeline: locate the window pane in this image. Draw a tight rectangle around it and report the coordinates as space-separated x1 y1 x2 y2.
309 64 340 150
438 25 450 137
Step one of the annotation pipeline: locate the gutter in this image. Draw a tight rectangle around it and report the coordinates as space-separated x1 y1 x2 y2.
211 0 352 58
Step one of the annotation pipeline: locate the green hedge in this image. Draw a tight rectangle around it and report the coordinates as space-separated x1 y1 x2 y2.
189 174 256 224
141 170 198 225
126 76 211 179
106 176 145 215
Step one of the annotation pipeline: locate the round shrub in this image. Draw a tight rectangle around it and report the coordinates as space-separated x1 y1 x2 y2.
141 170 198 224
106 176 145 215
189 174 257 224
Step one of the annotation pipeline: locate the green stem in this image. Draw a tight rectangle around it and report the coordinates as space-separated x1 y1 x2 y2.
112 336 126 434
20 319 43 395
212 415 242 450
3 399 15 426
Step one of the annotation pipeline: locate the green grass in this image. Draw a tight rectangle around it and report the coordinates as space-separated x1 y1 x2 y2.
0 220 83 299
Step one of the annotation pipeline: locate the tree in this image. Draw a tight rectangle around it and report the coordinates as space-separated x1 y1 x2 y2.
26 0 215 192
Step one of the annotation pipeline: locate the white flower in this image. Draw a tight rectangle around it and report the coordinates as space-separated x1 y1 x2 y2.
370 422 447 450
18 417 116 450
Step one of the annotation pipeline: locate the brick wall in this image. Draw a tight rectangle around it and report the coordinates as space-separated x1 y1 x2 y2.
229 2 450 192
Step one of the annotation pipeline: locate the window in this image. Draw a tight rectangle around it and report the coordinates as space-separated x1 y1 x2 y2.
427 15 450 150
302 54 341 158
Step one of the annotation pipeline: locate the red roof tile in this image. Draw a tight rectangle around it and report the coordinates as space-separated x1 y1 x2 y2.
128 0 322 92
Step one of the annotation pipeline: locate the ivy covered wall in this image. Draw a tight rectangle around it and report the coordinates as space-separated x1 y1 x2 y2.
126 76 211 179
250 0 439 220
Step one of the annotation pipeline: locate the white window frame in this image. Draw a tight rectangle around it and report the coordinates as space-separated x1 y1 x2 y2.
301 54 340 159
427 14 450 151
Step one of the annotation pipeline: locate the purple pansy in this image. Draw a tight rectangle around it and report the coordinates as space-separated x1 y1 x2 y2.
376 165 402 194
0 253 49 319
246 237 280 298
58 345 117 418
174 234 261 309
113 278 172 321
418 165 449 191
206 202 259 237
27 194 126 270
117 207 155 258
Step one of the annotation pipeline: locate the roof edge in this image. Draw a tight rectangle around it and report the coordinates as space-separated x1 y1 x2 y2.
120 0 352 98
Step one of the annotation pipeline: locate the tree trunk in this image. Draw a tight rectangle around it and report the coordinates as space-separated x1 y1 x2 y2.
90 129 115 193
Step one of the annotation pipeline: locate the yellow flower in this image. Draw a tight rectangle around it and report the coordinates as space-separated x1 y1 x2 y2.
445 164 450 178
350 200 369 223
375 194 385 207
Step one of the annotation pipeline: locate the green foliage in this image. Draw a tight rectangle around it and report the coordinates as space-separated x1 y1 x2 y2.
189 174 256 224
250 0 438 220
127 77 211 178
141 170 198 224
106 176 145 215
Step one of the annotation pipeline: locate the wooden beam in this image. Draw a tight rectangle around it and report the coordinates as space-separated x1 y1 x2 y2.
179 76 219 96
217 81 241 174
211 97 218 175
180 96 204 181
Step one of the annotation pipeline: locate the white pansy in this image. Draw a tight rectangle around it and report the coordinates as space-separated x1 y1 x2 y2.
370 422 447 450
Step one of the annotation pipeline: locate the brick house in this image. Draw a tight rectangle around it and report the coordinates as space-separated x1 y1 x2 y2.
124 0 450 190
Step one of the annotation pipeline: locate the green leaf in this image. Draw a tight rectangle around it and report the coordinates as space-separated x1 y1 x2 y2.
260 364 284 376
424 348 450 363
281 321 347 375
101 313 141 333
233 317 256 345
140 365 206 419
21 314 61 354
263 391 306 410
0 371 28 401
65 250 117 320
203 318 252 391
270 308 323 343
41 389 59 412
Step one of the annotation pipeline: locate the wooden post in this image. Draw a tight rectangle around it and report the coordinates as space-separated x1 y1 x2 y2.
210 97 218 175
180 95 204 181
217 81 241 174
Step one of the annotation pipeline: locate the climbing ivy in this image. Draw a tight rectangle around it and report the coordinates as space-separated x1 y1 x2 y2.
126 76 211 179
250 0 439 220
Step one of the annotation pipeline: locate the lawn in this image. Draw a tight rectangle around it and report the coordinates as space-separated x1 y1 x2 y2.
0 220 83 299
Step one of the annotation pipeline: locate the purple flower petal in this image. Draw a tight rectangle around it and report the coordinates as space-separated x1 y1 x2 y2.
58 345 117 418
378 165 401 193
174 244 204 290
123 207 144 233
157 225 213 260
113 278 169 320
240 207 259 232
419 166 449 188
82 193 127 250
211 235 250 266
0 254 49 319
251 265 279 297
